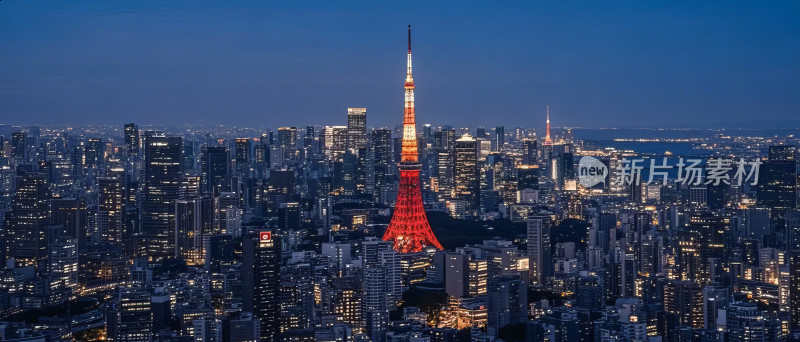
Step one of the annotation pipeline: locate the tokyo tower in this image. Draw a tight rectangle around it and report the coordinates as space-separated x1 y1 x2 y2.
382 25 444 253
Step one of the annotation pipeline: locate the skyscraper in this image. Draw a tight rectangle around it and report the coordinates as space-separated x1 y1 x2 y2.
321 126 348 158
277 127 297 163
371 129 393 201
453 133 479 215
303 125 315 149
175 199 204 264
382 26 443 253
85 138 104 169
45 225 78 305
493 126 504 151
10 131 27 160
758 145 797 241
346 107 367 153
141 132 182 260
664 280 704 332
235 138 252 172
522 139 539 166
787 211 800 333
243 231 281 342
98 177 125 244
726 302 784 342
124 123 140 157
434 129 456 196
527 214 552 285
110 286 153 341
50 198 88 251
4 172 49 268
201 146 230 195
487 276 527 337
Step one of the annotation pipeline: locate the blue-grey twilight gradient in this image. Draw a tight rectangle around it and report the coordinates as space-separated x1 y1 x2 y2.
1 0 799 129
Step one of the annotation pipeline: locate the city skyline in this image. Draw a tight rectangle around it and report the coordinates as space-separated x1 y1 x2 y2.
2 1 799 128
3 2 800 342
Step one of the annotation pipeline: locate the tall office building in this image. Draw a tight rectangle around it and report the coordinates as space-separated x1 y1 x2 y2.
110 286 153 342
175 199 204 265
434 129 456 196
688 213 729 284
362 238 402 309
487 276 527 337
758 145 797 241
522 139 539 166
788 211 800 333
443 251 487 298
321 126 348 158
277 127 297 163
124 123 140 157
726 302 784 342
182 140 196 172
10 131 27 160
279 263 314 332
45 226 78 305
663 280 704 331
98 177 125 244
548 143 574 190
277 202 300 233
4 172 49 268
254 138 271 175
201 146 230 195
527 214 552 285
141 132 182 260
347 108 367 153
363 267 390 342
454 134 479 215
493 126 505 151
371 129 393 200
235 138 252 172
517 165 539 191
331 276 365 334
85 138 104 169
50 198 88 251
243 231 281 342
303 126 315 149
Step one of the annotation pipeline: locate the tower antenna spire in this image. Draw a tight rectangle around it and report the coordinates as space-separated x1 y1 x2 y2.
408 25 411 52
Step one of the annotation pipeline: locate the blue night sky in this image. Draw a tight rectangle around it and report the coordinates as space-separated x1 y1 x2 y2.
1 0 799 129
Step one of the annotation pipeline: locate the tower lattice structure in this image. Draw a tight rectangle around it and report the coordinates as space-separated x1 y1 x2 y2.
382 26 444 253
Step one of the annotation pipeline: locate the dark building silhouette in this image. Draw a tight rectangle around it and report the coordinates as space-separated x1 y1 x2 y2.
201 146 230 195
243 231 281 342
758 145 797 243
141 132 182 260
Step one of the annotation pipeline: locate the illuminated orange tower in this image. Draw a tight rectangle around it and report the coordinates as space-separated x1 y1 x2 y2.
543 105 553 146
382 26 443 253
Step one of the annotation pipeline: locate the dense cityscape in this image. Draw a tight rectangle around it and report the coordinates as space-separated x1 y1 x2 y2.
3 6 800 342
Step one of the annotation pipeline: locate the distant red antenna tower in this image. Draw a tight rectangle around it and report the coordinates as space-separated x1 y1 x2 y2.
543 105 553 146
382 25 443 253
